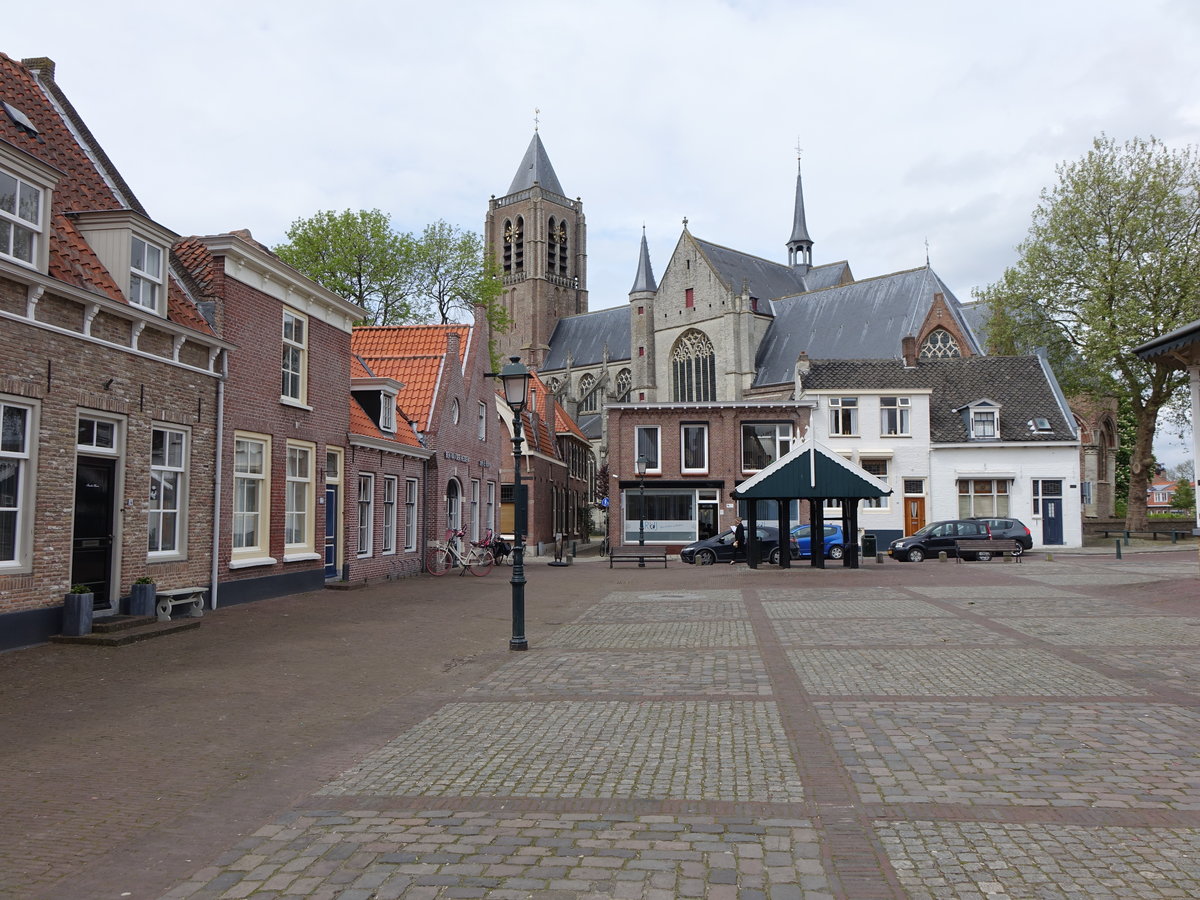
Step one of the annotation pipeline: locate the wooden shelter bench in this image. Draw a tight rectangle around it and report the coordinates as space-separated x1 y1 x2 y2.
156 586 207 622
953 539 1023 563
609 549 669 568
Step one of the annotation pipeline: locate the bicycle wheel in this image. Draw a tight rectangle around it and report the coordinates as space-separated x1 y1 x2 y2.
468 547 494 576
425 546 452 576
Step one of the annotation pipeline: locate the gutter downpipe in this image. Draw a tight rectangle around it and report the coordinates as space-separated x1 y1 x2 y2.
210 354 226 610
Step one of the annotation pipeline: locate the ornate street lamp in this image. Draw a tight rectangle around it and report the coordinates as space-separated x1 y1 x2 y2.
492 357 532 651
635 454 648 567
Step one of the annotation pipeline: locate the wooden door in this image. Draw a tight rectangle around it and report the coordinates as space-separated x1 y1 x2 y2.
905 497 925 535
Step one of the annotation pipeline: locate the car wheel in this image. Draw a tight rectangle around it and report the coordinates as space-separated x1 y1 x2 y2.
907 546 925 563
769 547 781 565
828 544 844 560
975 550 993 562
1011 544 1024 557
696 549 716 566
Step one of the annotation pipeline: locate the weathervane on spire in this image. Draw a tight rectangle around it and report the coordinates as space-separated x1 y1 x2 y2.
534 107 540 132
795 138 803 160
925 237 930 266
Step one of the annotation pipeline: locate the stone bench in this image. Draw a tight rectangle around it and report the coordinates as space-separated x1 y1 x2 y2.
156 587 207 622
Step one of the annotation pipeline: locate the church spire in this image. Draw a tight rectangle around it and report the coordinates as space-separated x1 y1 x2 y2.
507 132 566 196
786 156 813 272
630 226 657 294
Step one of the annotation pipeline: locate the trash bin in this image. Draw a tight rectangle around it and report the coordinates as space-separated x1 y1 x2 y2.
861 533 877 559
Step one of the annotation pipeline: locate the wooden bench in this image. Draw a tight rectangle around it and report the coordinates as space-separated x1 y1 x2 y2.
156 586 207 622
953 539 1023 563
609 548 669 568
1099 529 1189 541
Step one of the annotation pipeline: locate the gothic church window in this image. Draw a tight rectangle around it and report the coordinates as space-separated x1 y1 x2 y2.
615 369 631 402
920 328 961 358
579 373 597 414
671 329 717 402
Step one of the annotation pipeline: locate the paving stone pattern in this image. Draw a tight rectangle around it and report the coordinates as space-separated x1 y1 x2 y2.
3 550 1199 899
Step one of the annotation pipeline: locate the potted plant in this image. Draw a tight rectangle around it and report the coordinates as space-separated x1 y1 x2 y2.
63 584 94 636
130 576 156 617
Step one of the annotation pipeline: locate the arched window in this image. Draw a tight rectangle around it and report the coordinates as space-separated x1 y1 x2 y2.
503 216 524 272
445 479 461 534
579 373 598 414
671 330 717 402
615 368 631 402
547 216 557 276
919 328 961 359
1098 417 1117 481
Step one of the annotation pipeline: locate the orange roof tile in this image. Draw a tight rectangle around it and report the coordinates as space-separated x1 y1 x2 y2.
352 324 469 362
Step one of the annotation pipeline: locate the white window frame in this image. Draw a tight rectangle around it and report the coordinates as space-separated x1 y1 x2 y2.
77 415 120 454
680 423 708 474
281 309 308 406
478 400 488 441
971 409 998 439
148 426 188 558
829 397 858 436
880 397 911 436
128 235 164 313
0 167 44 268
860 457 890 510
485 481 496 536
0 398 36 572
232 433 274 566
634 426 661 474
284 441 317 559
470 478 481 542
357 473 374 557
958 478 1011 517
382 475 398 554
741 422 793 472
404 477 418 552
380 391 396 433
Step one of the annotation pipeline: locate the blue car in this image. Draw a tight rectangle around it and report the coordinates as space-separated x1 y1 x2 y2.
789 524 846 560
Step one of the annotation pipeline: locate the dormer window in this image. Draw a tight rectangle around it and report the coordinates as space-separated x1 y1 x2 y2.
380 392 396 433
129 236 163 312
0 168 43 266
959 399 1001 440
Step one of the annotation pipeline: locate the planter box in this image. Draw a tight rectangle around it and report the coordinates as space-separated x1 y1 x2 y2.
63 593 94 636
130 583 156 617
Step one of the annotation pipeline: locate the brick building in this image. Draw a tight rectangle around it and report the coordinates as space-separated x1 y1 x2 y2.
174 231 363 605
0 56 230 649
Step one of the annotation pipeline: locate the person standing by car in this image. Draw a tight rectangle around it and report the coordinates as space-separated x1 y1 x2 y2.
731 516 745 564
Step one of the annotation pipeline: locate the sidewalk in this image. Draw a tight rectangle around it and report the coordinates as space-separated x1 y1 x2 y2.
1 550 1197 898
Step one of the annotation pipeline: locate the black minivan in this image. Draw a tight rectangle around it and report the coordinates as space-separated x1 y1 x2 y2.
680 525 798 565
887 519 992 562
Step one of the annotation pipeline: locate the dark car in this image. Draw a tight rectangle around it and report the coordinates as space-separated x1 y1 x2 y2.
967 517 1033 553
680 525 798 565
887 519 992 562
789 523 846 559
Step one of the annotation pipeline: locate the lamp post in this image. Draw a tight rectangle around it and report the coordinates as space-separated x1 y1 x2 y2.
492 357 532 651
635 454 648 567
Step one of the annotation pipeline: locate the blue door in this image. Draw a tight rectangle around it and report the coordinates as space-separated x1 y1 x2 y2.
324 484 339 577
1042 497 1063 545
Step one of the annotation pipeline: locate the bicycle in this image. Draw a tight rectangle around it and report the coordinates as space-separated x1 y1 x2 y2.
425 529 495 576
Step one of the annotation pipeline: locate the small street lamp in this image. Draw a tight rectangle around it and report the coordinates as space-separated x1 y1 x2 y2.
491 357 532 651
635 454 648 567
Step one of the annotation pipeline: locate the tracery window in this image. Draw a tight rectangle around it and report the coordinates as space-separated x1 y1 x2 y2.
579 373 598 414
615 369 631 402
919 328 961 358
671 330 716 402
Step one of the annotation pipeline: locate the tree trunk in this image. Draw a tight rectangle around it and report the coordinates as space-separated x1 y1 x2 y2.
1124 406 1158 531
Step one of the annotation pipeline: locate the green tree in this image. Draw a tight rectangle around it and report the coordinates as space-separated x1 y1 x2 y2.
977 135 1200 530
414 220 505 329
1173 477 1196 513
274 209 424 325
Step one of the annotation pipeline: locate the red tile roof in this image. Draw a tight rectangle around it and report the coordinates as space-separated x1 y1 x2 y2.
1 54 213 337
349 394 423 449
351 324 470 362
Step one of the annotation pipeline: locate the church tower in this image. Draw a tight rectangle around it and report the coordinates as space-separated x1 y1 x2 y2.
486 132 588 368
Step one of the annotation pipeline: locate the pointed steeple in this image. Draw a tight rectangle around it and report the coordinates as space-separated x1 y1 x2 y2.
786 157 813 271
630 227 657 294
507 132 565 196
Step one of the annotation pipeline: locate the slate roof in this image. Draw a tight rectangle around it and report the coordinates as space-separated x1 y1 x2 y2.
506 132 565 197
1 55 214 336
753 266 981 386
542 305 630 370
799 356 1077 443
693 237 809 303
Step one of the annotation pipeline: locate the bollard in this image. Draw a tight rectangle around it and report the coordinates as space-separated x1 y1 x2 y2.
1172 531 1178 544
1123 531 1130 546
1115 539 1122 560
875 552 885 564
938 551 948 562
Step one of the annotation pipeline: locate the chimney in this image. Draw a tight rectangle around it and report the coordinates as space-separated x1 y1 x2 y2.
902 335 918 368
794 352 811 398
446 332 461 359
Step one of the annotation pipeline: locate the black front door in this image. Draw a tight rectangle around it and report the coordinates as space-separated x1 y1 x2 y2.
72 457 116 611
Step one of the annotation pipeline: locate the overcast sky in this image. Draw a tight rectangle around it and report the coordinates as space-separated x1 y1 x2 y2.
7 0 1199 465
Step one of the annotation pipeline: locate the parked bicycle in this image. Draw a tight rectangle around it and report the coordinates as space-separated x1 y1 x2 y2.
477 528 512 565
425 529 495 576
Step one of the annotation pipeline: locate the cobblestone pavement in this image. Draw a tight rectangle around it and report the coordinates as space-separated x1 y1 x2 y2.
0 548 1198 899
